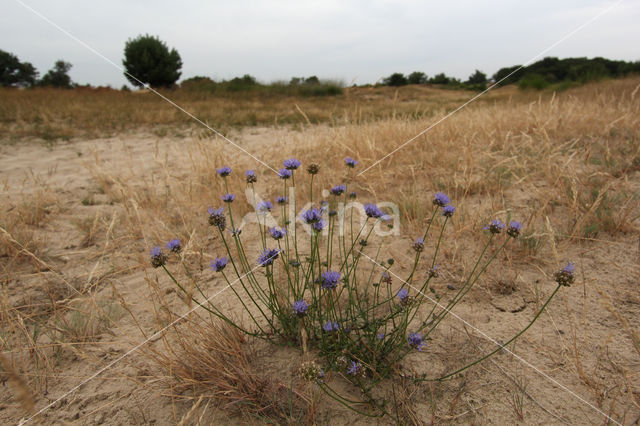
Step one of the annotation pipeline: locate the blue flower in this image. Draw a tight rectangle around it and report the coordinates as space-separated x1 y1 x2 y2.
312 220 326 232
413 238 424 252
283 158 302 170
245 170 257 183
554 262 575 287
301 207 323 224
257 200 273 213
507 221 523 238
258 248 280 267
276 196 287 204
484 219 505 234
292 299 308 316
210 257 229 272
150 246 166 268
268 227 286 240
207 207 226 230
331 184 346 196
408 332 426 351
322 321 340 332
376 333 385 340
221 193 235 203
278 168 292 179
345 157 358 168
347 360 361 375
348 191 357 199
216 166 231 177
321 270 341 289
397 288 409 302
364 203 383 219
442 205 456 217
166 239 181 253
433 192 450 207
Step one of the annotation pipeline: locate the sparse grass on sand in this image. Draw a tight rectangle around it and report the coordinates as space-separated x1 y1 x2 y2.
1 77 639 424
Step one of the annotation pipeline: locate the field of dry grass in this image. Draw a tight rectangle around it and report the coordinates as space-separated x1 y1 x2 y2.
1 77 639 424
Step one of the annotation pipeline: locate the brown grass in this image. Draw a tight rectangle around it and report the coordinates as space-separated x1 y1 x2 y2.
1 77 639 423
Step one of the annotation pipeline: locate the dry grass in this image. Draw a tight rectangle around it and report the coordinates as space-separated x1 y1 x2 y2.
0 84 509 141
1 77 639 423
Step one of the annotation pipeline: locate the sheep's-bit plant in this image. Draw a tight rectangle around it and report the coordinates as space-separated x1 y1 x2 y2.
150 158 571 418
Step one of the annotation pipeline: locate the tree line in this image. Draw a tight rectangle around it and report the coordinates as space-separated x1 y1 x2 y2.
382 57 640 90
3 33 639 91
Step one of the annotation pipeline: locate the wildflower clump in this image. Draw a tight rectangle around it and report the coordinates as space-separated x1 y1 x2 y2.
150 156 568 418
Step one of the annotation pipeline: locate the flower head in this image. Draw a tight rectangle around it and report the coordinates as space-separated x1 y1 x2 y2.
258 248 280 267
166 239 181 253
322 321 340 332
150 246 167 268
381 271 392 284
301 207 323 224
299 361 324 383
312 220 326 232
408 332 426 351
292 299 309 317
484 219 505 234
276 196 287 204
221 193 235 203
364 203 383 219
507 221 523 238
229 227 242 237
429 265 439 278
413 237 424 252
278 168 293 179
348 191 357 199
554 262 575 287
257 200 273 213
321 270 341 289
397 288 409 302
433 192 450 207
345 157 358 168
307 163 320 175
442 205 456 217
207 207 226 230
245 170 257 183
347 360 362 375
283 158 302 170
210 257 229 272
268 227 286 240
216 166 231 177
331 184 346 196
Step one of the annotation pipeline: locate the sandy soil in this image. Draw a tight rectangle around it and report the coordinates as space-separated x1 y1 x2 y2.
1 128 639 425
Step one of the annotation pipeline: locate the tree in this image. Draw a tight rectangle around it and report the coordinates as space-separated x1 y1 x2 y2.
39 60 73 88
407 71 427 84
0 50 38 87
383 72 408 86
428 73 450 85
466 69 487 85
122 34 182 88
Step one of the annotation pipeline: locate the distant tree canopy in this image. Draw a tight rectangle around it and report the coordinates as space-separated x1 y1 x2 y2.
122 34 182 88
466 69 487 85
493 57 640 88
0 49 38 87
39 60 73 88
383 72 408 86
407 71 428 84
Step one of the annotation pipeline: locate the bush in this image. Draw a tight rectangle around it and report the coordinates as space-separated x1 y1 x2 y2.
39 60 73 88
407 71 427 85
383 73 408 86
0 50 38 87
518 73 550 90
122 34 182 88
150 159 571 418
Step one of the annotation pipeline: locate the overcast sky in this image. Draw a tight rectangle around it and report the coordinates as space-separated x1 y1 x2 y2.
2 0 638 87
